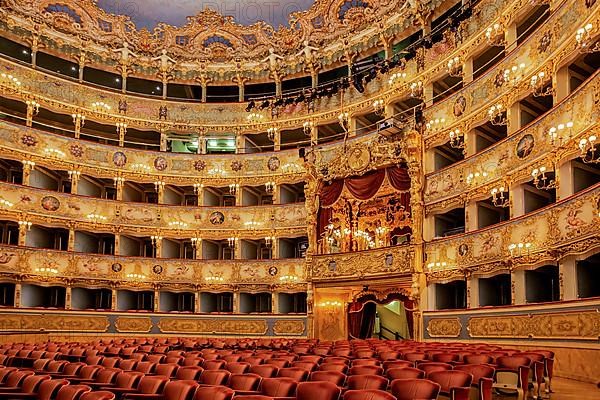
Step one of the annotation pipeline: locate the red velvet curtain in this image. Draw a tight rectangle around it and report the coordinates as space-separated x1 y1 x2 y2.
349 293 416 339
317 207 333 240
345 169 386 200
386 166 411 191
319 180 344 207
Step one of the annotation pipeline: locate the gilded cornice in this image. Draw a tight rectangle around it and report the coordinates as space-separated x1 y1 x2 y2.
425 71 600 211
311 244 414 281
0 244 308 288
0 0 531 131
425 184 600 282
0 182 307 238
0 0 446 82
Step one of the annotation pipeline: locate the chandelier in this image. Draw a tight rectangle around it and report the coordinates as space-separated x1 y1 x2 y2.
447 56 462 77
410 81 424 98
579 134 599 163
530 71 553 97
372 99 385 116
547 121 573 146
503 63 526 87
485 23 505 46
490 186 510 207
426 118 446 133
508 242 532 257
91 101 111 112
531 166 556 190
388 72 406 86
303 121 314 136
265 181 276 194
576 23 599 53
449 128 465 150
267 126 279 141
488 104 507 126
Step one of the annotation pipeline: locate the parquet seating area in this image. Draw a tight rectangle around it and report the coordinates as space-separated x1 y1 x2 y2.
0 339 555 400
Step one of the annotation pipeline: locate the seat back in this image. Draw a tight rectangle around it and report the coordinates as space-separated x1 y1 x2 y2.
203 360 226 370
346 375 388 391
20 374 51 393
229 373 262 391
79 365 102 379
46 361 68 373
38 379 70 400
55 384 92 400
348 366 384 376
80 391 115 400
464 355 493 365
319 363 348 374
260 377 297 397
297 381 340 400
343 389 395 400
386 367 425 380
5 370 34 387
63 363 85 376
94 368 120 384
277 367 309 382
309 371 346 386
199 370 230 386
162 380 199 400
138 375 169 394
455 364 495 383
176 366 204 380
428 370 473 394
226 362 250 374
390 378 441 400
194 385 235 400
115 371 144 388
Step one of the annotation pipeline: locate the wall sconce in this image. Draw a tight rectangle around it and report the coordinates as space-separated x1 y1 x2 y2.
0 199 14 208
126 273 147 280
372 99 385 116
43 148 66 158
22 160 35 169
169 221 188 229
281 163 302 173
427 261 448 270
265 235 276 248
449 128 465 150
319 301 342 307
447 56 462 77
208 167 226 176
508 242 532 257
67 170 81 180
426 118 446 133
71 113 86 126
466 171 488 185
490 186 510 207
485 23 505 46
116 122 128 130
113 176 125 187
229 183 240 195
154 180 166 191
267 126 279 141
1 73 21 88
488 104 507 126
193 183 204 194
35 267 58 274
303 121 314 136
338 111 349 131
547 121 573 146
531 166 556 190
579 134 599 164
280 275 298 283
18 220 32 231
227 237 238 248
530 71 553 97
87 213 108 223
246 113 264 123
131 164 151 173
150 235 163 247
91 101 111 112
265 181 276 194
26 100 40 115
388 72 406 86
205 275 224 283
410 81 424 98
576 23 599 53
191 237 202 248
503 63 526 87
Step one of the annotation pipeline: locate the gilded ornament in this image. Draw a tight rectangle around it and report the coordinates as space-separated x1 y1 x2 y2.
273 319 306 335
426 317 462 337
115 316 153 333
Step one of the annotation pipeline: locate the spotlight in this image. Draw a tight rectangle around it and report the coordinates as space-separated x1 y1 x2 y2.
295 93 305 103
339 77 350 90
423 38 433 49
284 97 294 105
273 98 284 107
379 60 390 74
245 101 255 112
260 100 270 109
352 75 365 93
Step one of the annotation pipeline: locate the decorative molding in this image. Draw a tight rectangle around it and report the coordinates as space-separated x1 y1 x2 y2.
426 317 462 338
157 318 268 335
115 317 153 333
273 319 306 336
0 313 109 332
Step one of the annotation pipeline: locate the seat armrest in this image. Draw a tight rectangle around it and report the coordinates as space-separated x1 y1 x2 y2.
450 386 471 400
234 391 261 396
479 377 493 400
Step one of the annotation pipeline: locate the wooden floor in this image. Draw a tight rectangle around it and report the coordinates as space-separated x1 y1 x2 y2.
506 378 600 400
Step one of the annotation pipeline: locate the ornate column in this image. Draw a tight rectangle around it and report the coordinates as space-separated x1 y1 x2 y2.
271 238 279 259
65 285 72 310
67 225 75 252
76 49 87 83
155 181 165 204
114 177 124 201
69 170 80 194
232 290 240 313
154 285 160 312
272 291 278 313
72 112 85 139
21 160 34 185
159 126 167 152
273 129 281 151
117 122 127 147
559 256 577 301
306 282 314 338
14 281 21 308
197 129 207 154
195 70 211 103
25 99 40 127
114 231 121 256
18 220 28 246
233 61 248 103
29 32 41 69
111 286 117 311
235 132 244 154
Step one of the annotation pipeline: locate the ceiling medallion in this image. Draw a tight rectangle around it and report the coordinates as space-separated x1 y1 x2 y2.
347 147 371 172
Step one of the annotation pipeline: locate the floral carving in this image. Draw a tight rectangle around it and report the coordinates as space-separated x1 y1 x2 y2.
231 160 243 172
194 160 206 171
426 318 462 337
69 144 84 157
21 133 37 147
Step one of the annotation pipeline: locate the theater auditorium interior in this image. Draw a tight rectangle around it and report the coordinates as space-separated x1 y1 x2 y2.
0 0 598 399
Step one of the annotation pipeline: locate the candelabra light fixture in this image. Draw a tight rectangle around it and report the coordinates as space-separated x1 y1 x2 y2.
67 170 81 180
126 273 147 280
154 180 166 191
575 23 599 53
449 128 465 150
43 148 66 158
410 81 424 98
319 300 342 307
547 121 573 146
503 63 526 87
280 275 298 283
265 181 276 194
303 120 314 136
265 235 276 248
35 267 58 274
466 170 489 185
86 213 107 223
205 275 224 283
0 198 14 208
447 56 463 77
244 221 261 229
112 177 125 188
71 112 85 125
388 72 407 86
508 242 532 257
427 261 448 270
18 220 32 231
131 163 151 173
426 118 446 133
150 235 163 247
531 166 556 190
229 183 240 195
372 99 385 116
579 134 599 163
267 126 279 141
281 163 302 174
208 167 226 176
1 73 21 91
485 23 505 46
191 237 202 248
490 186 510 207
246 112 264 123
91 101 111 112
193 183 203 194
26 100 40 114
22 160 35 169
227 237 238 248
338 111 349 131
530 71 553 97
169 221 188 229
488 104 507 126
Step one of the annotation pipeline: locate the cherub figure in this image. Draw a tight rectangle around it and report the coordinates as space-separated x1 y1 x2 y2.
296 40 319 65
262 48 284 72
113 42 137 65
152 49 176 72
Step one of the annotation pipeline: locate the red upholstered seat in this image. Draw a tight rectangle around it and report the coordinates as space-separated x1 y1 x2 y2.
176 367 204 381
346 375 388 391
297 381 340 400
418 362 453 376
351 360 380 367
249 365 279 378
55 385 92 400
203 360 226 371
403 353 427 362
199 370 231 386
347 366 383 376
226 363 251 374
455 364 494 400
309 371 346 387
277 368 308 382
194 385 234 400
124 380 199 400
391 379 441 400
0 373 50 394
382 361 413 371
378 352 400 361
318 364 348 374
428 370 473 400
464 355 493 365
228 373 262 392
343 389 395 400
80 391 115 400
232 396 273 400
259 378 297 398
